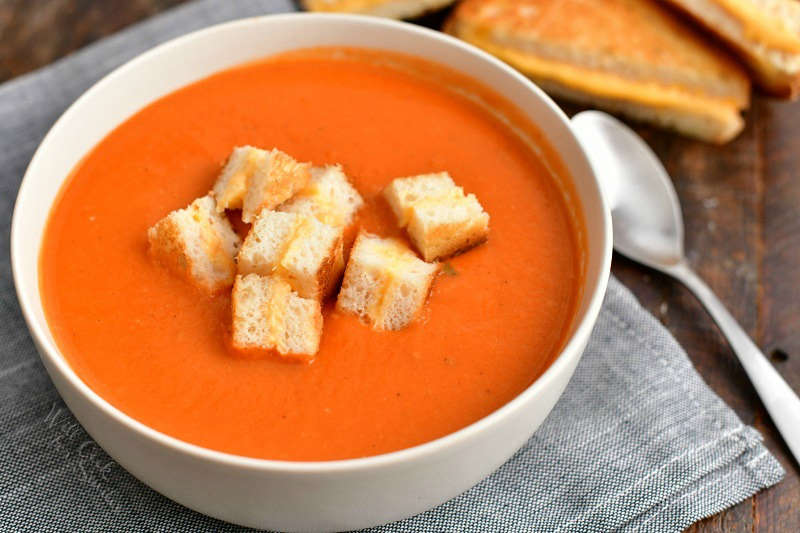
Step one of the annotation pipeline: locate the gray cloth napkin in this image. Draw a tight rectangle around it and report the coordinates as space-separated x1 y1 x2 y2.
0 1 784 531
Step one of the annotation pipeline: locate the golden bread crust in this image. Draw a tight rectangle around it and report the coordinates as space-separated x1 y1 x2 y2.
663 0 800 98
147 197 239 294
302 0 455 18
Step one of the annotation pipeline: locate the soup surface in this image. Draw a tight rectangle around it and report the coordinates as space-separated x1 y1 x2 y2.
40 48 584 461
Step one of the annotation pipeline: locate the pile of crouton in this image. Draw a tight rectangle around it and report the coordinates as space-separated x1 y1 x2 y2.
147 146 489 360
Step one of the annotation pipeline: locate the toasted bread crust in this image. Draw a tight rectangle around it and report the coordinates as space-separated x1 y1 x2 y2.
536 77 745 143
664 0 800 98
148 216 192 282
409 225 489 262
318 233 346 299
302 0 455 18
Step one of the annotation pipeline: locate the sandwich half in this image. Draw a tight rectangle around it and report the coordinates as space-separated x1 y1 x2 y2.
663 0 800 97
445 0 751 143
302 0 455 19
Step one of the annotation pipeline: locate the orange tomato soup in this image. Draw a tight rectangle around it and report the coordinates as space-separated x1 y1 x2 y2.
40 48 584 461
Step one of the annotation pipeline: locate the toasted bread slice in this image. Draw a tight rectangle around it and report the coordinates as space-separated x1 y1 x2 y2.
278 165 364 228
663 0 800 97
237 210 345 300
147 195 241 293
302 0 455 19
337 232 439 330
232 274 323 358
383 172 489 261
445 0 751 143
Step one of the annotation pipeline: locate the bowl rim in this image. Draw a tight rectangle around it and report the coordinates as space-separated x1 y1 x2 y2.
11 12 612 474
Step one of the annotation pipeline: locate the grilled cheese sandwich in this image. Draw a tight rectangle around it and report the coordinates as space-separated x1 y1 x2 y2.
445 0 751 143
663 0 800 97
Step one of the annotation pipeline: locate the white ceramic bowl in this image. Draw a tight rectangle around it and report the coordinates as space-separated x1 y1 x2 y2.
11 13 611 532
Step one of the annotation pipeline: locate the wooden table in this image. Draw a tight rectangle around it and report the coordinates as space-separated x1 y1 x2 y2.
2 1 797 530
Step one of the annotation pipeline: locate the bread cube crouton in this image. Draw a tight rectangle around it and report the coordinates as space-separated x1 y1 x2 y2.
241 149 312 223
212 146 312 222
147 195 242 293
383 172 457 227
237 210 345 300
336 233 440 330
383 172 489 261
232 274 323 358
212 146 267 212
278 165 364 228
406 194 489 262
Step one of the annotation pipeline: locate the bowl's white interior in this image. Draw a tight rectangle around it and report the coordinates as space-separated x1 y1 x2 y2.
12 14 610 465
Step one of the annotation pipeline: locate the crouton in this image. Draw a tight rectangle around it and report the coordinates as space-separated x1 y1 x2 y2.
383 172 489 261
406 194 489 262
212 146 267 212
232 274 323 358
336 232 439 330
278 164 364 228
240 149 311 223
383 172 458 227
237 210 344 300
147 195 241 293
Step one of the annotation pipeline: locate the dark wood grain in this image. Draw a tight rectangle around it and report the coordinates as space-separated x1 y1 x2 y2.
605 106 763 533
0 0 188 81
1 1 797 530
752 97 800 533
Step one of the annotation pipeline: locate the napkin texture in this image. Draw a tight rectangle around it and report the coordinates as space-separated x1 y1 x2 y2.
0 1 783 531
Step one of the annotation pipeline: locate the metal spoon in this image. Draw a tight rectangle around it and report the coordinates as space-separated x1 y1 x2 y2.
571 110 800 465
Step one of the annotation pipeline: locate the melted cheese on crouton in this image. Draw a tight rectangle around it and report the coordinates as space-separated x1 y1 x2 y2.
213 146 268 212
147 195 241 293
241 150 312 223
383 172 456 227
336 233 439 330
383 172 490 261
278 165 364 228
237 211 344 300
366 238 427 321
232 274 322 358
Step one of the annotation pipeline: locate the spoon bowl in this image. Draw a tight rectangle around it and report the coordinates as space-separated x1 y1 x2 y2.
572 111 684 268
571 110 800 467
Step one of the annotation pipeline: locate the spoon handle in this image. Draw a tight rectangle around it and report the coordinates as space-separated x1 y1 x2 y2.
667 261 800 465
